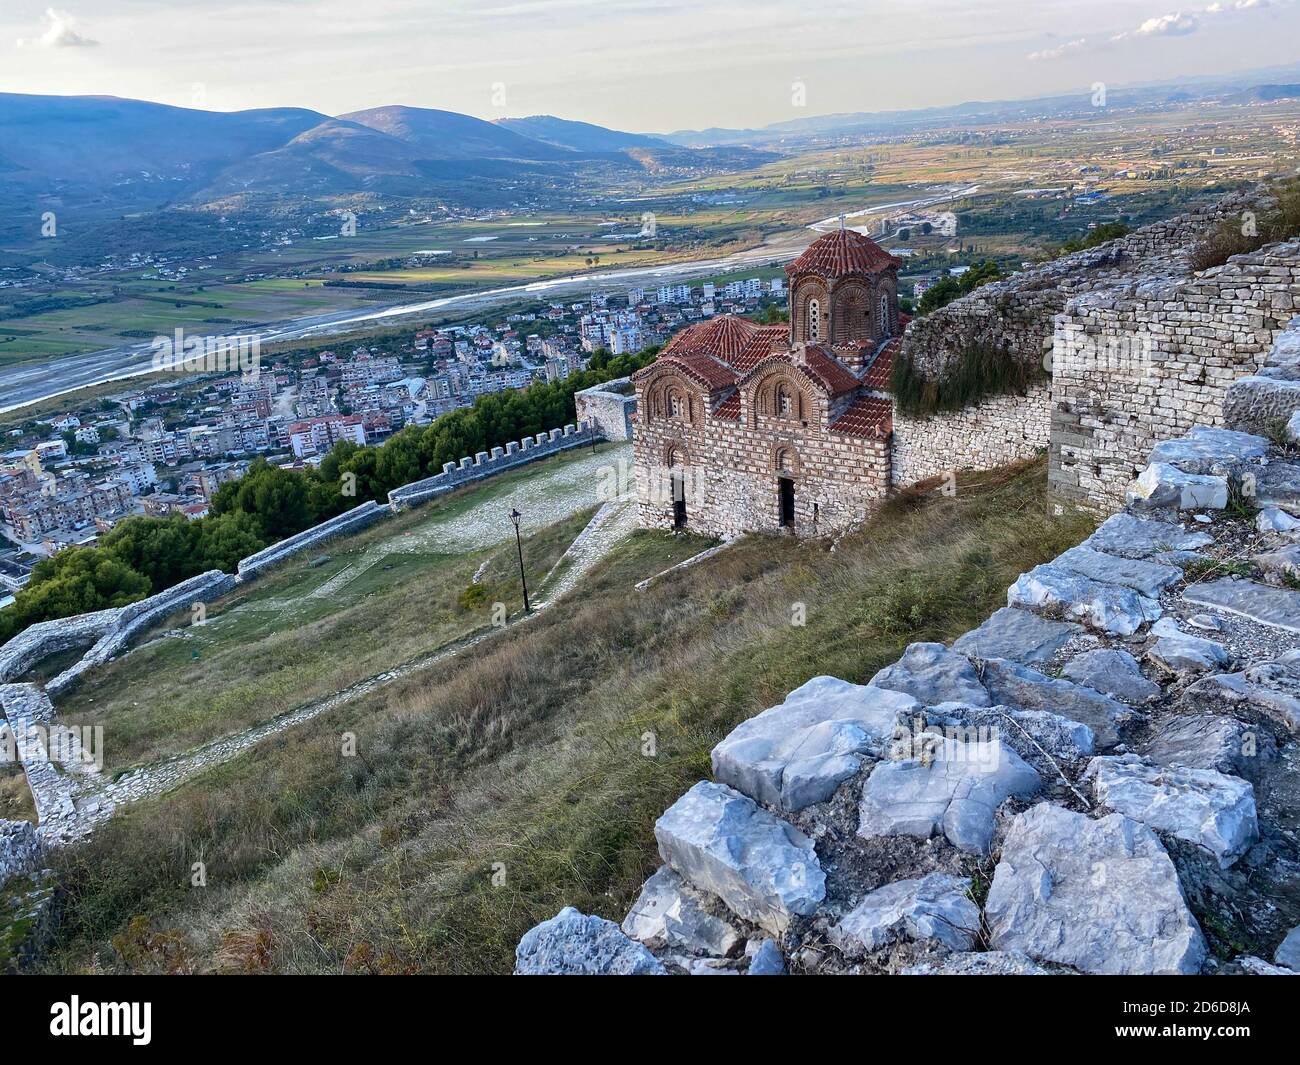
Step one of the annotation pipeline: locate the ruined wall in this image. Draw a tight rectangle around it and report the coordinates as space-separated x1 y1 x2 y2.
1050 240 1300 508
236 501 389 578
891 382 1051 488
576 379 637 441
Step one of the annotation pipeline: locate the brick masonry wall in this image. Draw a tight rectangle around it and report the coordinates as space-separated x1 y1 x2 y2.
892 382 1052 487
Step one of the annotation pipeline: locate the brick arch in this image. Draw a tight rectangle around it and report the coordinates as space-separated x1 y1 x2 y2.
791 277 830 343
747 366 811 426
663 441 691 468
772 443 802 477
873 276 898 339
644 371 703 428
830 279 872 344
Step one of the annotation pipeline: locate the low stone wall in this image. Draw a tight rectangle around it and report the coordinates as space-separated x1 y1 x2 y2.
576 379 637 441
46 570 236 696
0 607 120 686
891 382 1051 487
235 501 388 579
388 423 598 509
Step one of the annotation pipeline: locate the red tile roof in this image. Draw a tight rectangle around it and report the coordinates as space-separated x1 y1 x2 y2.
861 338 900 390
713 393 741 419
786 228 899 278
830 395 892 437
799 345 862 397
732 325 790 372
660 352 738 391
662 314 758 361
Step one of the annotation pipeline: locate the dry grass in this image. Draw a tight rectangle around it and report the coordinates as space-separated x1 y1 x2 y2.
41 456 1094 974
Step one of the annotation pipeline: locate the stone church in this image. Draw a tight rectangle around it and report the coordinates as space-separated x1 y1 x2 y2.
633 227 902 538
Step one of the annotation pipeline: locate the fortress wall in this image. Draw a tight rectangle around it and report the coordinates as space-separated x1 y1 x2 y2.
235 501 389 579
576 379 637 442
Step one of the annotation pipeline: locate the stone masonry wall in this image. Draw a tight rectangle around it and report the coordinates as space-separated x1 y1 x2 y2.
1050 240 1300 508
576 379 637 442
891 382 1051 487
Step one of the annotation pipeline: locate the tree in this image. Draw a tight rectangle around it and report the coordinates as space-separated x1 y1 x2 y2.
99 514 201 591
195 511 265 571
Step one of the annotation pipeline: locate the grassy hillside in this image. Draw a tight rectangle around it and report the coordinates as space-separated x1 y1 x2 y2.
41 455 1093 974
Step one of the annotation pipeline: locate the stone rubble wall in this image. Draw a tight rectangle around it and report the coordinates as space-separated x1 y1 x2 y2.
388 424 599 509
46 570 236 696
1223 315 1300 435
235 501 389 579
891 382 1051 487
0 819 40 889
0 607 121 686
576 379 637 442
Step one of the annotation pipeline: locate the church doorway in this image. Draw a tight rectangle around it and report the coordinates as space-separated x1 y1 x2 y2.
778 476 795 529
671 470 688 530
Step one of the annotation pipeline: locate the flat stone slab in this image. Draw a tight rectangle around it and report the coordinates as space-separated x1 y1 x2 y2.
1276 925 1300 971
622 866 742 957
746 938 786 975
1081 513 1213 560
1062 648 1163 705
655 781 826 936
1143 713 1275 780
1009 562 1162 636
1085 754 1258 869
1055 546 1184 598
1254 462 1300 514
1149 427 1272 474
1255 544 1300 580
857 738 1041 855
829 873 979 955
1148 617 1232 675
952 607 1081 665
986 803 1207 975
979 657 1132 749
927 704 1095 768
710 677 918 811
869 642 990 707
1258 506 1300 534
1129 463 1229 511
1184 652 1300 732
1183 578 1300 634
515 907 667 975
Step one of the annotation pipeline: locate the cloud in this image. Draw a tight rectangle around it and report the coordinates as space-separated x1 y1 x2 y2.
16 9 99 49
1125 12 1201 37
1028 37 1090 61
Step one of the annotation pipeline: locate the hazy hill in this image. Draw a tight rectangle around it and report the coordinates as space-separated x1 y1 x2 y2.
496 114 667 152
341 105 576 161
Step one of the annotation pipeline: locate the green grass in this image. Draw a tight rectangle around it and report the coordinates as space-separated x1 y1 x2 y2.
38 455 1094 974
892 342 1048 418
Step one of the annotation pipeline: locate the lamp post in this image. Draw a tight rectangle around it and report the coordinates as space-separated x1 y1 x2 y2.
509 507 530 613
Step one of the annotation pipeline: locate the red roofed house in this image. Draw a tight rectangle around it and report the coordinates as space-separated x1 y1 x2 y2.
632 227 900 537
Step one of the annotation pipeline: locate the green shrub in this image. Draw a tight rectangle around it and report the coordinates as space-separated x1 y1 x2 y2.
892 342 1047 418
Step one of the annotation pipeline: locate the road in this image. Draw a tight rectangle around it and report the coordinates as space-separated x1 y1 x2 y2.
0 184 977 413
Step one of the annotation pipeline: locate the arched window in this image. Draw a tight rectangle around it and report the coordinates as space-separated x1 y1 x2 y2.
808 298 821 341
668 390 686 419
776 384 793 416
879 294 892 338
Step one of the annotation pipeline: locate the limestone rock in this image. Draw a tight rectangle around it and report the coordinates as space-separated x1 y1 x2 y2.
1254 462 1300 514
857 738 1041 855
828 873 979 955
1288 411 1300 445
1254 544 1300 581
710 676 918 811
902 951 1060 975
869 642 991 707
1236 956 1296 976
928 704 1095 767
985 803 1207 975
654 781 826 935
1148 427 1271 474
1009 562 1162 636
515 907 667 975
1128 463 1229 511
1055 545 1184 598
1185 653 1300 731
0 820 41 887
1148 617 1231 675
1082 512 1213 560
1258 506 1300 535
1062 648 1163 705
622 866 742 957
952 607 1082 665
1275 925 1300 971
979 657 1131 749
746 939 786 975
1144 713 1274 780
1085 755 1258 868
1184 579 1300 634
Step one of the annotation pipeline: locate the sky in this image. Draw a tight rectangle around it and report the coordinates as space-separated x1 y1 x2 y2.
1 0 1298 132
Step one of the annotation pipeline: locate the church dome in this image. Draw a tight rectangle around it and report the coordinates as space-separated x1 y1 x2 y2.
786 228 899 279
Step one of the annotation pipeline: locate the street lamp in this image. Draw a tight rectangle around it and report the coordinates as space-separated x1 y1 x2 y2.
509 507 530 613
